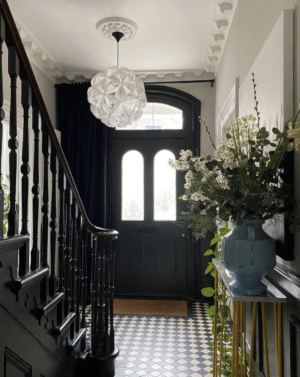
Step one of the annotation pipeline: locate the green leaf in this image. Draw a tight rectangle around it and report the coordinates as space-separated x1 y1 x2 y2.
272 127 280 134
210 234 221 245
201 287 215 297
224 334 231 342
204 263 214 275
207 305 215 316
204 249 214 256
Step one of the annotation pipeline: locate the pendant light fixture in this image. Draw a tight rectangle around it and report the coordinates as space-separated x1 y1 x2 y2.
87 17 147 128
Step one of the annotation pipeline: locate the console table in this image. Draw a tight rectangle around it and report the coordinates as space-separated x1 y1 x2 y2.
212 258 287 377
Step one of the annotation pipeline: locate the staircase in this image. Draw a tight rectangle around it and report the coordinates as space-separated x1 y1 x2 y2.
0 1 118 376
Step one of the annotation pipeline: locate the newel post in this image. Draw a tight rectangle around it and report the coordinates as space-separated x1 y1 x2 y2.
76 237 118 377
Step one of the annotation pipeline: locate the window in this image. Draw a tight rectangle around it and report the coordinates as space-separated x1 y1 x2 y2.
116 102 183 130
121 150 144 221
154 150 176 221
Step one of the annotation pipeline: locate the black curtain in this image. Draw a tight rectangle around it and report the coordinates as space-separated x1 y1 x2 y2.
56 82 111 228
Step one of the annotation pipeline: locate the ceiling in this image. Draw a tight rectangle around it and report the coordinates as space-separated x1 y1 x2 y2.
8 0 237 83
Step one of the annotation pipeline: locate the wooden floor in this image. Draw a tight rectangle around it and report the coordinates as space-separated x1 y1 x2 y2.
113 299 187 316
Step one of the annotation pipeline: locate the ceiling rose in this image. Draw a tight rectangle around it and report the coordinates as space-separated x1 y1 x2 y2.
96 17 139 41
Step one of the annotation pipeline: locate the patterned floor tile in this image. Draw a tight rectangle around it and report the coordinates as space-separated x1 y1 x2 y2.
112 302 214 377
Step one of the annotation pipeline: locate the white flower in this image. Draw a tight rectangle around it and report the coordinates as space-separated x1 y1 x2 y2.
179 149 193 161
185 171 194 181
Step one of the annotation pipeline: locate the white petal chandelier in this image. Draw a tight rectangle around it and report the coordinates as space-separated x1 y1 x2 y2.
87 18 147 128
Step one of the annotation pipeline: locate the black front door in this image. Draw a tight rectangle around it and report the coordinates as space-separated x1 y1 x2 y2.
110 85 201 298
112 138 187 297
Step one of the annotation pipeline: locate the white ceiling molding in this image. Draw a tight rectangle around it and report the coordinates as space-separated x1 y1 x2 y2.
11 1 238 83
204 0 238 74
15 17 212 84
14 16 65 82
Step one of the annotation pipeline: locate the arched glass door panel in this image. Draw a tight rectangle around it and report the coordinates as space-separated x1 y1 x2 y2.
116 102 183 130
122 150 144 220
154 149 176 221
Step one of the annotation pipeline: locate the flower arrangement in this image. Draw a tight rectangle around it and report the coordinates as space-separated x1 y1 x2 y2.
170 75 300 239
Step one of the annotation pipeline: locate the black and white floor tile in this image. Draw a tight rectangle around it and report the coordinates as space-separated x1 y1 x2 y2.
112 302 214 377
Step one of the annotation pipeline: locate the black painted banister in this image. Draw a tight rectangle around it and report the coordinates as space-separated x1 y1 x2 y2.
7 46 19 236
0 12 4 239
1 0 118 240
20 79 31 236
0 0 119 374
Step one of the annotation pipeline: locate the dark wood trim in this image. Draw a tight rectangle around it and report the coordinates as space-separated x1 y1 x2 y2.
290 314 300 377
0 303 73 372
0 0 117 240
5 347 32 376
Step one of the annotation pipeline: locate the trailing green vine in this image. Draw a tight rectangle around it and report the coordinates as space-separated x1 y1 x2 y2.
201 223 234 376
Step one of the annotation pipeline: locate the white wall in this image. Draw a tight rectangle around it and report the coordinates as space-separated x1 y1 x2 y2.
215 0 300 274
160 82 216 158
2 42 56 128
31 64 56 128
216 2 300 375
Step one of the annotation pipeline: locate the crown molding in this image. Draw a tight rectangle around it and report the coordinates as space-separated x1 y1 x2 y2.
204 0 238 73
12 2 238 83
14 15 66 83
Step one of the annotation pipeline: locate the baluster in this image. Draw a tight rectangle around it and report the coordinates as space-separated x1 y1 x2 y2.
81 226 88 347
0 12 5 239
104 243 110 353
75 214 82 333
30 101 41 270
7 46 19 236
57 167 66 293
41 128 50 268
64 186 72 316
20 80 31 235
49 147 58 296
70 198 77 313
99 242 105 351
91 237 98 353
110 246 116 352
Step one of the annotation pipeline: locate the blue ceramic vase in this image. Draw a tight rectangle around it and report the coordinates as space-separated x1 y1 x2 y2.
220 219 276 296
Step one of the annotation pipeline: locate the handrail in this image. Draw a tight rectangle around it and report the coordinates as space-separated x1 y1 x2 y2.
0 0 118 240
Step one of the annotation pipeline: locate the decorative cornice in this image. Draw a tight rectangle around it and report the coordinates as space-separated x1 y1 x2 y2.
12 2 239 82
204 1 238 73
14 15 65 83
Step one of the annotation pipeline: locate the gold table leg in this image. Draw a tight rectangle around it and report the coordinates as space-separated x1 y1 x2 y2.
274 303 283 377
240 302 246 377
249 302 257 377
261 302 270 377
213 271 219 377
232 300 241 377
218 284 227 377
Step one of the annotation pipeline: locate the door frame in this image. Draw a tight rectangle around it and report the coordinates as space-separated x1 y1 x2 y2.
110 85 201 300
